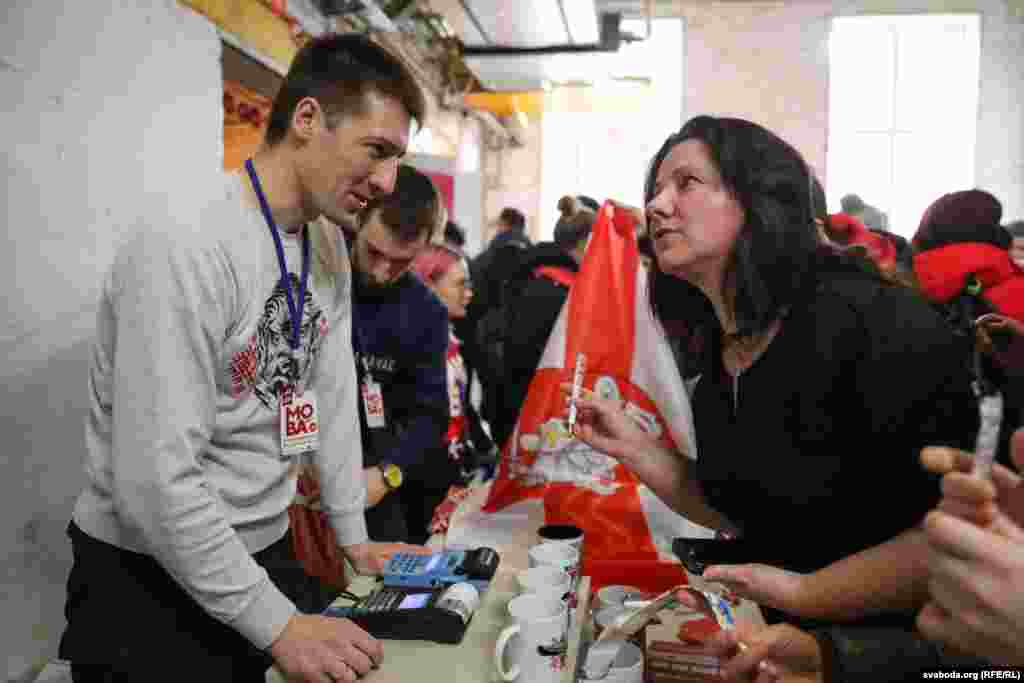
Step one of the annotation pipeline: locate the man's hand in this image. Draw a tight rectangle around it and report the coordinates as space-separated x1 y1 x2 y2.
270 613 382 683
701 564 807 616
364 466 389 509
343 542 434 576
917 427 1024 666
705 622 823 683
918 510 1024 667
921 430 1024 534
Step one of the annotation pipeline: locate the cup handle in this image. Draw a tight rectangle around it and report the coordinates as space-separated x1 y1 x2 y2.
493 623 521 681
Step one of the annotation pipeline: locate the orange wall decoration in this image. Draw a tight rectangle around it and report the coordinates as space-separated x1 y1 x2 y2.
223 80 272 170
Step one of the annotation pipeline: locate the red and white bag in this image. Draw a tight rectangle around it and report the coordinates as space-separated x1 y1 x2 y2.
482 203 712 563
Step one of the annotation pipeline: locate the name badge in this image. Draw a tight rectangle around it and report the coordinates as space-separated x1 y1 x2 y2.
362 378 386 429
280 385 320 461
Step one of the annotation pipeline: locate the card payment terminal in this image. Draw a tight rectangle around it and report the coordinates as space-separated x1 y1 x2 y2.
324 547 500 644
382 546 499 592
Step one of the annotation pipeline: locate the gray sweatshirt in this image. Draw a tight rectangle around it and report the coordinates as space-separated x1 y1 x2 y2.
72 172 367 650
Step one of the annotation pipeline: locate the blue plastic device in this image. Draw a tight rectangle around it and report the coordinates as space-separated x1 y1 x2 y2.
382 547 499 592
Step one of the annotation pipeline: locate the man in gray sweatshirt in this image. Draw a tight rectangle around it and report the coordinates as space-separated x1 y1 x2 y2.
59 34 428 683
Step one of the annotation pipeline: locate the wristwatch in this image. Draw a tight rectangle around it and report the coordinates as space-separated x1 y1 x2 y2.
378 461 403 491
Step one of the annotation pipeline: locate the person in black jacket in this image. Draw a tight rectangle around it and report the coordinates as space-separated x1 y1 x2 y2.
462 208 531 426
491 196 596 449
571 115 977 629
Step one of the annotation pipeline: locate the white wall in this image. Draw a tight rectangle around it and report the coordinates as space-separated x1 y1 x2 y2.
0 2 222 679
673 0 1024 222
406 151 486 257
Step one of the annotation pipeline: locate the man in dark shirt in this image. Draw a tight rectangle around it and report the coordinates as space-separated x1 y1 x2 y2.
350 165 449 542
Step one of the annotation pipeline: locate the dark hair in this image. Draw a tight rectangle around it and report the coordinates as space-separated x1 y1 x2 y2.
553 196 596 250
840 193 865 214
644 115 820 338
444 220 466 247
811 176 828 224
1006 220 1024 239
265 34 426 147
499 207 527 232
576 195 601 212
637 234 654 260
361 164 439 243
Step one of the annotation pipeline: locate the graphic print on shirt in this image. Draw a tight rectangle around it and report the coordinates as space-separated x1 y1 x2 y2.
230 273 328 408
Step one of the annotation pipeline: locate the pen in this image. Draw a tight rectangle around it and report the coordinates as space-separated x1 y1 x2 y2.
567 352 586 435
972 345 1004 479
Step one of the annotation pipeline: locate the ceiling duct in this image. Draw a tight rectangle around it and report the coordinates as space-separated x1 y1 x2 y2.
462 9 631 56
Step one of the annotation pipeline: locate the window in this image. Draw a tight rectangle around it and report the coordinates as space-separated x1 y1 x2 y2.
539 18 684 239
827 15 980 238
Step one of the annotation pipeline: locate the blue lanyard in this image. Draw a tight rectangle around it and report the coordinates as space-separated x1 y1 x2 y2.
245 159 310 351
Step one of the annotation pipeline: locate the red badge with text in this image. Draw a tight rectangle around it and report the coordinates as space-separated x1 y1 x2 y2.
280 385 320 460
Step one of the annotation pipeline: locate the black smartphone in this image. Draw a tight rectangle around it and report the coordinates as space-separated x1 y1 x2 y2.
672 537 774 575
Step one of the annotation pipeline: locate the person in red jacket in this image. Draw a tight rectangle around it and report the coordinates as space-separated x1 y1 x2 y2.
912 188 1024 469
912 189 1024 325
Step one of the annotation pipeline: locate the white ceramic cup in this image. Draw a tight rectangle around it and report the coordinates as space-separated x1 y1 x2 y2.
494 594 568 682
579 641 644 683
592 605 628 637
595 585 646 611
516 565 572 601
537 523 585 557
528 541 581 580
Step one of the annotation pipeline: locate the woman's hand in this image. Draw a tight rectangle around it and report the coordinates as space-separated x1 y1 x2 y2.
559 383 656 463
704 622 823 683
701 564 808 616
975 313 1024 374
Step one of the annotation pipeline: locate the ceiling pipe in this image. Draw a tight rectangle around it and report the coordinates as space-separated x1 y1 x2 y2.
462 9 649 57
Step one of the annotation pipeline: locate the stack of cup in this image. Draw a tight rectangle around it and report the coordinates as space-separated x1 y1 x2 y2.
535 524 585 576
494 592 569 682
517 565 572 604
493 523 587 681
530 524 584 602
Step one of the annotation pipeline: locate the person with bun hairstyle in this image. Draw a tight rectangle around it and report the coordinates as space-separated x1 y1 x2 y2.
489 196 596 449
